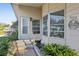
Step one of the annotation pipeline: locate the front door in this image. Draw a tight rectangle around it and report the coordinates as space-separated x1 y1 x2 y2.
20 17 41 40
21 16 30 39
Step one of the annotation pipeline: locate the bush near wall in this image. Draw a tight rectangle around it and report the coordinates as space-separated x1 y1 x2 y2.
42 43 77 56
0 37 11 56
9 31 18 41
0 31 18 56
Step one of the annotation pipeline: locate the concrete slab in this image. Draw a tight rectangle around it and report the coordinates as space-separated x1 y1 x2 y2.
17 48 37 56
13 40 37 56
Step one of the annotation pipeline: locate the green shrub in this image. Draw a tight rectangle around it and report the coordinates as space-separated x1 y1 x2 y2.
42 43 77 56
0 30 18 55
9 31 18 41
0 37 10 56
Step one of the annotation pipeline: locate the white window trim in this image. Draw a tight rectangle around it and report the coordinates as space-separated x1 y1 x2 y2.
48 13 50 38
43 14 48 36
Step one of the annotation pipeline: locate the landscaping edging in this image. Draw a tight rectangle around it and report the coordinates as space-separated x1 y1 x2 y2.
33 45 41 56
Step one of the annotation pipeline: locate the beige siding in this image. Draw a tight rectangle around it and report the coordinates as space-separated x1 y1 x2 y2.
41 36 49 44
19 5 42 19
42 3 48 17
42 3 79 50
42 3 65 45
42 3 65 17
12 4 42 40
49 3 65 12
12 3 79 50
49 4 65 45
67 3 79 12
66 3 79 16
12 4 42 19
66 4 79 50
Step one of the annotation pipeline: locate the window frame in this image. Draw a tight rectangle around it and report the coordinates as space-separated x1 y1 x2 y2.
43 15 48 36
21 17 29 34
50 10 64 38
20 16 30 37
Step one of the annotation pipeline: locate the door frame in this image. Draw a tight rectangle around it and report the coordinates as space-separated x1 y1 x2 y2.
20 16 30 39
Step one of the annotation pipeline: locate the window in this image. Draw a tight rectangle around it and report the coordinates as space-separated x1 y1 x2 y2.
32 20 40 34
50 10 64 38
22 18 28 34
43 15 48 36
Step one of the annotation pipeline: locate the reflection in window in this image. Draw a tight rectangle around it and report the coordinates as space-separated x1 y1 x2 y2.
43 15 48 36
23 26 27 34
50 10 64 38
32 20 40 34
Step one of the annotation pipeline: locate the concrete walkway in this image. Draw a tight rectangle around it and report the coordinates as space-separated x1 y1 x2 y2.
15 48 37 56
12 40 37 56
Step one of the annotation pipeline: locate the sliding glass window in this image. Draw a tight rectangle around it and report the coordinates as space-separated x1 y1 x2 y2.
50 10 64 38
43 15 48 36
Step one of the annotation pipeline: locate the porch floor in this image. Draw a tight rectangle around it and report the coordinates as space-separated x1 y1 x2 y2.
12 40 37 56
15 48 37 56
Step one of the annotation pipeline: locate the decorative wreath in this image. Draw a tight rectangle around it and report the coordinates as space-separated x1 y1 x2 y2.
68 19 79 30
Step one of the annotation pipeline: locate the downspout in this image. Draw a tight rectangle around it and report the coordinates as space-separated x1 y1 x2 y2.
64 3 67 45
48 3 50 44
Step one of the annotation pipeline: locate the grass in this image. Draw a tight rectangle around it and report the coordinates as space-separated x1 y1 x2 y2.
0 31 5 35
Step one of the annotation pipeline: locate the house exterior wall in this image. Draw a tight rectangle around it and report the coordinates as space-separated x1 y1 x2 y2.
12 4 42 40
49 3 65 45
49 3 65 13
41 3 65 45
42 3 79 50
42 3 65 17
18 5 42 19
12 3 79 50
12 4 42 19
66 3 79 50
42 3 48 17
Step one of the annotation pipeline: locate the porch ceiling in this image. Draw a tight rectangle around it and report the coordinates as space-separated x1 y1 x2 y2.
17 3 43 8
